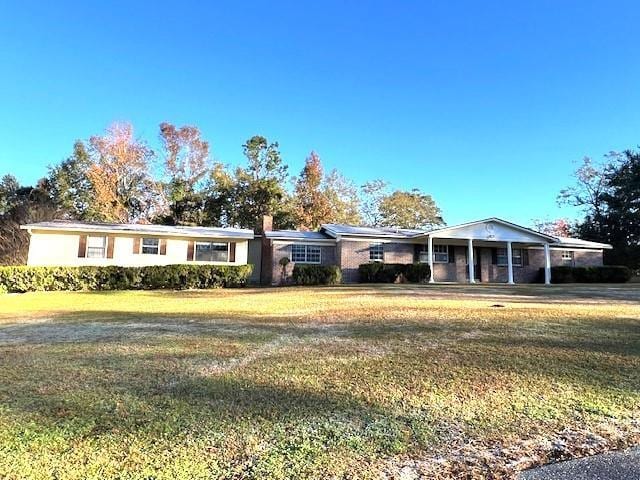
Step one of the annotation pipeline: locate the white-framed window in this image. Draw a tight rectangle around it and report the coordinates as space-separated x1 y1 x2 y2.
419 251 430 263
86 236 107 258
497 248 523 266
291 244 321 264
433 245 449 263
195 242 229 262
369 243 384 262
562 250 574 264
141 237 160 255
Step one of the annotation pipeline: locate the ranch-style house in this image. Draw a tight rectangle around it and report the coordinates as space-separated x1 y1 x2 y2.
21 216 611 285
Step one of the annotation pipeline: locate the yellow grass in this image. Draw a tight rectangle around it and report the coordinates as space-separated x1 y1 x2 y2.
0 284 638 479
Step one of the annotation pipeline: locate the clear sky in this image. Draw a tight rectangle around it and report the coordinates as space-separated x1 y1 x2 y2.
1 0 638 226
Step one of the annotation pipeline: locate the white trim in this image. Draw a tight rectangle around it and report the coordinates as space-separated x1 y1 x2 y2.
20 223 253 239
271 239 336 246
141 237 160 255
424 217 558 242
529 246 604 253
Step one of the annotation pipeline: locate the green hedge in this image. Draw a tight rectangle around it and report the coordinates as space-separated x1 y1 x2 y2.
0 264 253 293
542 265 632 284
292 264 342 285
358 263 431 283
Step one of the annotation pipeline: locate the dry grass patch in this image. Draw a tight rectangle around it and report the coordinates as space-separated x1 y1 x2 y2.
0 284 638 479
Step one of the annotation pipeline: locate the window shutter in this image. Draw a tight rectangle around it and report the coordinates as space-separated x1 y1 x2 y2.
106 236 115 259
187 240 195 261
523 249 529 266
159 239 167 255
133 237 140 254
229 242 236 262
448 245 455 263
77 235 87 258
491 248 498 265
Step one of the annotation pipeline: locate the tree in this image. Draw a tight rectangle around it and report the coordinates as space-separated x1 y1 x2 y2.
242 135 287 183
47 141 95 220
558 156 610 239
87 122 165 223
560 149 640 269
158 122 210 225
378 189 443 229
221 135 294 229
0 174 20 216
532 218 573 237
292 151 332 230
0 178 57 265
600 149 640 268
323 169 361 225
360 179 389 226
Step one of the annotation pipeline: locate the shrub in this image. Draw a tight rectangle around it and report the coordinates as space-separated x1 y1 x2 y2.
357 263 431 283
0 264 253 293
292 265 342 285
542 265 632 284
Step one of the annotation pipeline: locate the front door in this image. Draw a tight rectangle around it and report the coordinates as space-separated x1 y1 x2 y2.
474 247 481 282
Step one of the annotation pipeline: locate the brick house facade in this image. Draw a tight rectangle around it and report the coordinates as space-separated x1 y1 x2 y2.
257 217 611 285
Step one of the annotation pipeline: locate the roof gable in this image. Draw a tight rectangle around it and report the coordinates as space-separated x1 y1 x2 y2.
427 218 557 243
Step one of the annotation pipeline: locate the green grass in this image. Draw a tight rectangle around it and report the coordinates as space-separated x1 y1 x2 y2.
0 284 639 479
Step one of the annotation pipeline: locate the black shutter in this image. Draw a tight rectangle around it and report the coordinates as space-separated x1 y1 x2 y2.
448 245 455 263
491 248 498 265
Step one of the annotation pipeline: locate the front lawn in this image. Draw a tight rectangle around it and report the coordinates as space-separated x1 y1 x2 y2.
0 284 638 479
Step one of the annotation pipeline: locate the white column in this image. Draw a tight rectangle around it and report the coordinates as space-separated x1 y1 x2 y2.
544 243 551 285
506 241 514 284
467 238 475 284
428 236 434 283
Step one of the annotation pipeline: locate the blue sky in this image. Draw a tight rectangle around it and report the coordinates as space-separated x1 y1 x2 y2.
1 1 639 226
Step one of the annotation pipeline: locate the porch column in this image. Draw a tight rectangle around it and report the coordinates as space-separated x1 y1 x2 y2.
544 243 551 285
428 236 434 283
467 238 475 284
506 241 514 284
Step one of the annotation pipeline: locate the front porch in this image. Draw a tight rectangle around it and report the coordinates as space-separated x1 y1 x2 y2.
418 219 556 285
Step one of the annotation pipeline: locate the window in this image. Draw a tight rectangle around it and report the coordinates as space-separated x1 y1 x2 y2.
433 245 449 263
369 243 384 262
419 251 430 263
195 242 229 262
497 248 522 266
291 244 321 264
86 236 107 258
562 250 574 264
141 238 159 255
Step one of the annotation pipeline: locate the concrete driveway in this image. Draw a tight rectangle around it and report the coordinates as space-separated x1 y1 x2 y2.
519 447 640 480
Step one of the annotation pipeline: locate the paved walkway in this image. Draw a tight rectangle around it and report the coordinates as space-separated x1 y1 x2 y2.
519 447 640 480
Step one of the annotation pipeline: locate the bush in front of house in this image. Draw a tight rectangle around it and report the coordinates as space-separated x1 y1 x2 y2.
0 264 254 293
357 263 431 283
292 264 342 285
542 265 632 283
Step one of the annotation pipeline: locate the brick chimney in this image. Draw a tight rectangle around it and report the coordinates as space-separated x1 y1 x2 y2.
259 215 273 285
259 214 273 234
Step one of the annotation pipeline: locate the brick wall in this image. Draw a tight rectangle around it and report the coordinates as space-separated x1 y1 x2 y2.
270 242 337 285
339 240 414 283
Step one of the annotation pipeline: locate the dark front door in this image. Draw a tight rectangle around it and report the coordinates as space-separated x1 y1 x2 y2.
474 247 481 281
